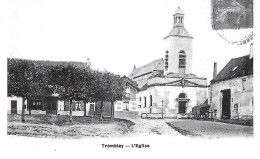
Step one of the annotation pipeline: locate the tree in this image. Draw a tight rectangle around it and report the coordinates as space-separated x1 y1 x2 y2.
8 58 126 123
91 71 126 120
49 64 86 122
8 59 54 121
78 68 96 116
106 74 126 118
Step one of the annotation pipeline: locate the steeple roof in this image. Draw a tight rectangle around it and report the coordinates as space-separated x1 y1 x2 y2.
164 7 192 39
174 6 184 15
164 26 192 39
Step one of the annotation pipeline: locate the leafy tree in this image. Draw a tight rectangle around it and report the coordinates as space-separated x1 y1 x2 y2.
49 64 86 122
8 59 31 122
8 58 127 122
92 71 126 120
8 59 54 121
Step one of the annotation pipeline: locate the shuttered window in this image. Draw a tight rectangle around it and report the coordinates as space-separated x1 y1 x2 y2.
179 50 186 74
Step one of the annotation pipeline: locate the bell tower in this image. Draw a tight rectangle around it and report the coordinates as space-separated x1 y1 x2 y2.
173 6 184 27
164 7 193 76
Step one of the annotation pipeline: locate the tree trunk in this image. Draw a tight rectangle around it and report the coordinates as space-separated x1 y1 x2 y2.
111 101 114 119
69 99 72 123
28 99 31 115
100 100 103 123
21 97 25 123
84 101 87 116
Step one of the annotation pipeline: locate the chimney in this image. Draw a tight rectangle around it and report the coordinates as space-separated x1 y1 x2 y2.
249 43 253 59
87 58 91 68
133 65 136 70
213 62 217 78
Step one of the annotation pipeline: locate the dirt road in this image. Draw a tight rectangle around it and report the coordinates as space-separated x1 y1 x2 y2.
125 119 180 137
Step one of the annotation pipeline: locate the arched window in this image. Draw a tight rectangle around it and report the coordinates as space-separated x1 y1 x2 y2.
144 96 146 108
179 50 186 74
179 93 187 99
150 95 152 106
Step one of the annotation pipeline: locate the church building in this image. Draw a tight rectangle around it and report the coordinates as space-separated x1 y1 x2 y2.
129 7 208 118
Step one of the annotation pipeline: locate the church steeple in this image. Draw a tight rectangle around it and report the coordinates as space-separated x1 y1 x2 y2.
164 7 193 76
173 6 184 27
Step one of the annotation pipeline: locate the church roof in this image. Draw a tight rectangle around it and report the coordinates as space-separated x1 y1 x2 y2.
129 58 164 88
211 55 253 83
164 26 192 39
129 58 164 79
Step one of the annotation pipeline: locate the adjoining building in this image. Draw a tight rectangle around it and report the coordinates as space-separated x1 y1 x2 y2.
129 7 208 118
209 43 253 120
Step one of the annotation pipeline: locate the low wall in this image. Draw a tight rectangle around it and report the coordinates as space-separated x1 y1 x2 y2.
55 111 91 116
114 111 139 119
58 111 70 116
141 113 163 119
31 110 46 115
72 111 84 116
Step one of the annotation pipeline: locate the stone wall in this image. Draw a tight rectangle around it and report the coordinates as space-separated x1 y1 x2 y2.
210 75 253 119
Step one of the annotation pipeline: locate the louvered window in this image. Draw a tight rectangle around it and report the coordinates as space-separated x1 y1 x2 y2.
179 50 186 74
165 50 169 70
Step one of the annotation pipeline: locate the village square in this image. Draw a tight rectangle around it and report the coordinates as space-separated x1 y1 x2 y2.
7 5 253 138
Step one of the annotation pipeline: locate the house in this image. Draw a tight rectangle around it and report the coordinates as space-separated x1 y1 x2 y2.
7 96 27 115
112 76 140 119
209 43 253 119
7 95 96 116
114 76 139 112
7 59 96 116
129 7 208 118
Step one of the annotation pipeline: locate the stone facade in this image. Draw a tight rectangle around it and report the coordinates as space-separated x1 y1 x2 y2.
209 75 253 119
136 83 207 118
164 36 193 75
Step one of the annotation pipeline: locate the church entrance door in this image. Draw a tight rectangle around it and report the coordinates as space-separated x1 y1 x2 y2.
178 101 186 113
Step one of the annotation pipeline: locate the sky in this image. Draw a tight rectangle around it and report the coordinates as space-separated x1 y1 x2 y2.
7 0 253 83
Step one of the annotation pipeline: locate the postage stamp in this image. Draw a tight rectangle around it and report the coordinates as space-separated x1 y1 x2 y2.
211 0 253 30
211 0 254 45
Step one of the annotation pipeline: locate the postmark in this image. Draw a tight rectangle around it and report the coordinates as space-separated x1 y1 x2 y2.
211 0 254 45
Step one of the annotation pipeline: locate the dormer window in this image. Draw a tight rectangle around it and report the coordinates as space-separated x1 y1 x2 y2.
232 66 238 71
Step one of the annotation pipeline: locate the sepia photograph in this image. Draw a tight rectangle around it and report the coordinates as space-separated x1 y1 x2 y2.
2 0 259 159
